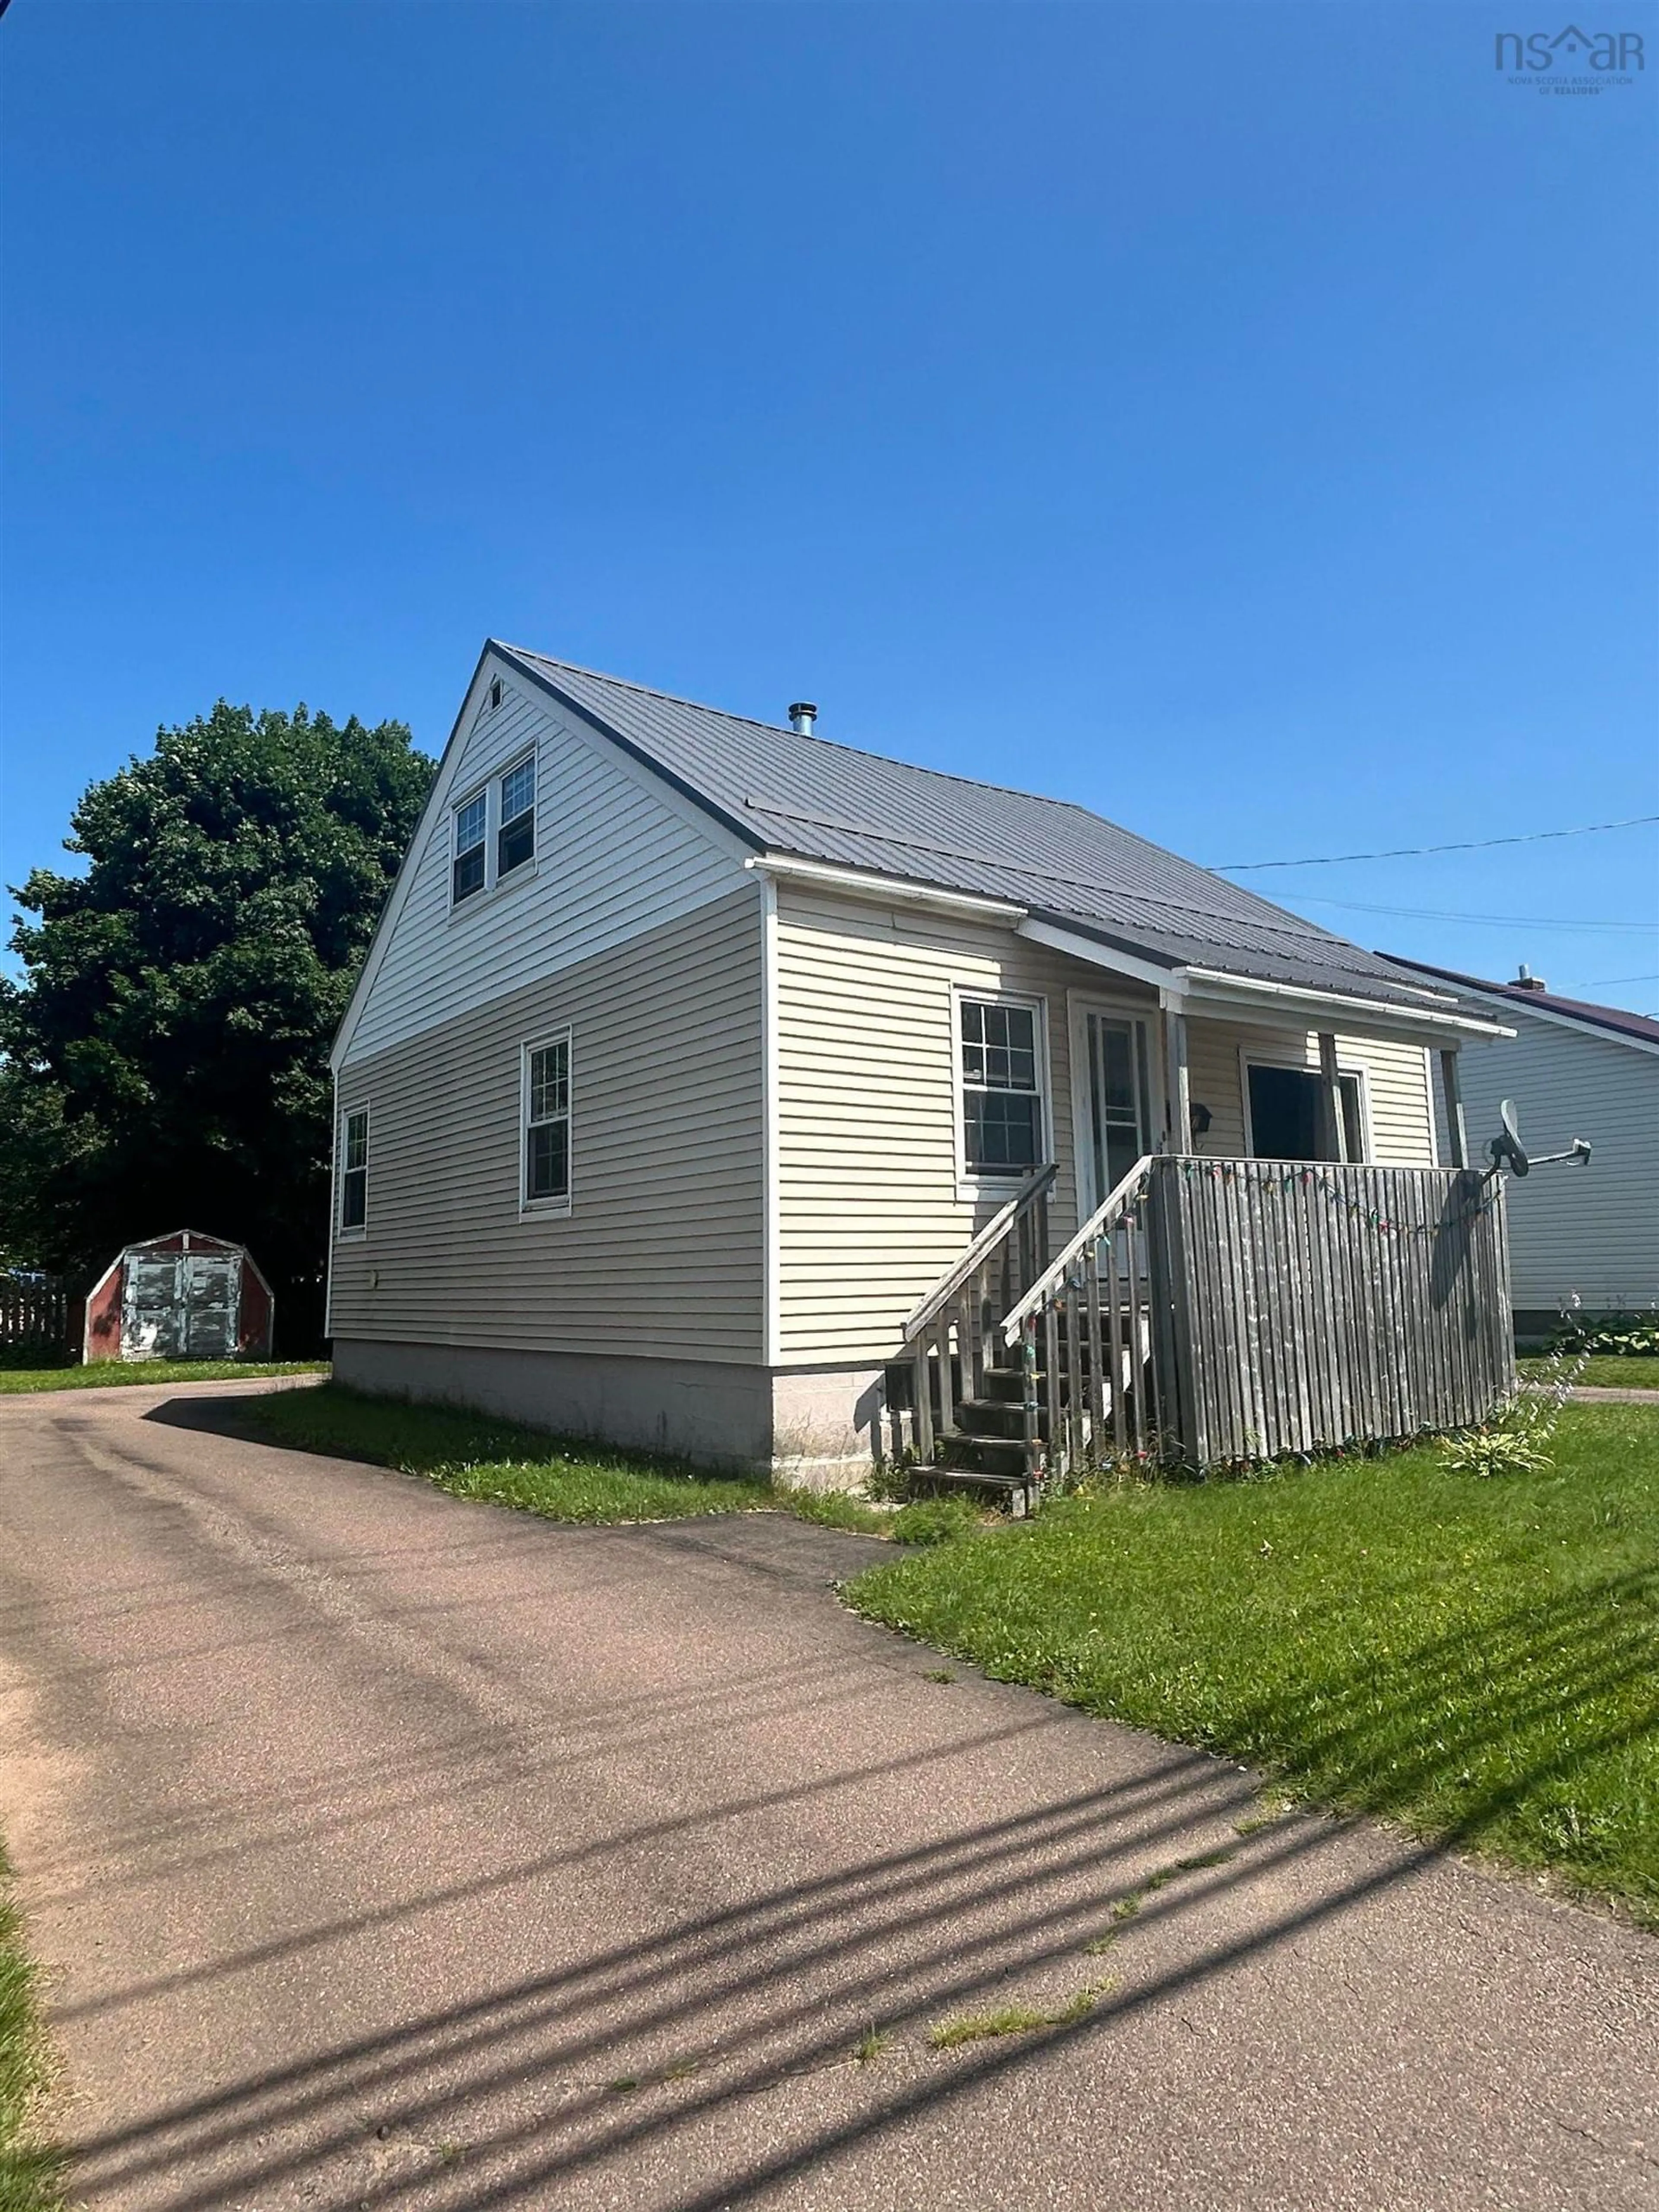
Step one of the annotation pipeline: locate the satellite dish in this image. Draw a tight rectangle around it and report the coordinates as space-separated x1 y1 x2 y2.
1486 1101 1592 1178
1488 1098 1529 1177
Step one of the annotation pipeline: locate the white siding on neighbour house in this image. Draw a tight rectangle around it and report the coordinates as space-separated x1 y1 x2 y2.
342 667 750 1066
1434 1012 1659 1312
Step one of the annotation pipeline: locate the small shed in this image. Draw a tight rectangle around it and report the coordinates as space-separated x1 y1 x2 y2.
83 1230 274 1364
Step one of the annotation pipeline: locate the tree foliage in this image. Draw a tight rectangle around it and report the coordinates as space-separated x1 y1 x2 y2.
0 702 434 1342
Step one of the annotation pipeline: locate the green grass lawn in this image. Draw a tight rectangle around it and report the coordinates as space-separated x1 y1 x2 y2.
0 1360 326 1396
0 1852 63 2212
846 1403 1659 1925
1519 1354 1659 1391
236 1382 881 1527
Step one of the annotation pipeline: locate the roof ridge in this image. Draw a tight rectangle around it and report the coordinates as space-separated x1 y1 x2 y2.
496 643 1118 823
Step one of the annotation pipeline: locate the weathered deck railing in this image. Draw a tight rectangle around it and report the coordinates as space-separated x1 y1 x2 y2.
897 1162 1056 1465
1147 1156 1514 1469
1001 1157 1161 1481
893 1154 1516 1492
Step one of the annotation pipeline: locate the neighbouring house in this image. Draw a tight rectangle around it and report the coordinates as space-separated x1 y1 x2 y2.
1392 958 1659 1337
327 643 1516 1490
83 1231 274 1363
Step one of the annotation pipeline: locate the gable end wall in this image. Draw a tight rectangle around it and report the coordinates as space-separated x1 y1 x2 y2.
340 661 751 1067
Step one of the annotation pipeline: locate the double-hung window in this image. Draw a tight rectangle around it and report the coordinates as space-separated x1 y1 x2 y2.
959 996 1046 1177
452 793 487 904
522 1033 571 1208
497 756 535 878
339 1106 369 1234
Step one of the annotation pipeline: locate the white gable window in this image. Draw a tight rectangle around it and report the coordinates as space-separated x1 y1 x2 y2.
452 792 487 905
497 756 536 878
338 1106 369 1235
522 1032 571 1210
958 994 1047 1178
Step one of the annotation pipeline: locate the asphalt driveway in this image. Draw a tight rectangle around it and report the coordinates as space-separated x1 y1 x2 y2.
0 1381 1653 2211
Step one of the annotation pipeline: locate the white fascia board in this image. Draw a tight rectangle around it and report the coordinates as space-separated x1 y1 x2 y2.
1016 917 1183 999
1416 978 1659 1059
746 853 1027 923
330 643 499 1073
759 872 780 1370
1180 968 1515 1044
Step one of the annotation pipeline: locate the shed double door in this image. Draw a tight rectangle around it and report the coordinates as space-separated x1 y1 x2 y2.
120 1253 240 1361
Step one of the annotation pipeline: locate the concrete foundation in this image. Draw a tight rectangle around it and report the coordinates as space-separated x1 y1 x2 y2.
330 1340 887 1487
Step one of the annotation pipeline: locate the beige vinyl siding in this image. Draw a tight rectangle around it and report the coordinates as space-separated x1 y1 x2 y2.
774 886 1103 1365
1435 1013 1659 1311
331 889 764 1360
343 666 749 1066
773 885 1444 1365
1186 1018 1437 1165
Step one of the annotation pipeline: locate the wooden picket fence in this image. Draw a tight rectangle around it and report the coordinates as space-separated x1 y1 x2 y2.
0 1275 82 1363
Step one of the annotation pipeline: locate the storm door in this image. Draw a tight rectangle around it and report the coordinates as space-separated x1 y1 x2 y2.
1075 1005 1154 1218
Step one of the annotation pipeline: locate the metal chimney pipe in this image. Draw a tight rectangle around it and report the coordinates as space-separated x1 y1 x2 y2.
788 701 817 736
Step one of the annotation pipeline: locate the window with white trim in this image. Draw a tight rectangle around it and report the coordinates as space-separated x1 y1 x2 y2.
522 1034 571 1207
339 1106 369 1234
497 756 535 878
959 996 1045 1175
452 792 486 905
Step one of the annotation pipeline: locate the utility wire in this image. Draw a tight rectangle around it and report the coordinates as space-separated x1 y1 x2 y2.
1283 895 1657 933
1215 813 1659 872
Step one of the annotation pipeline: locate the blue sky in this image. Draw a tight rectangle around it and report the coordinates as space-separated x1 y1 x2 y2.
3 0 1655 1005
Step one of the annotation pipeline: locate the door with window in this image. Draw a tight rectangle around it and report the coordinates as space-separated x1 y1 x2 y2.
1073 1003 1154 1217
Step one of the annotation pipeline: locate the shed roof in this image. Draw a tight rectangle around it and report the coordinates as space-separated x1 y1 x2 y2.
498 644 1474 1016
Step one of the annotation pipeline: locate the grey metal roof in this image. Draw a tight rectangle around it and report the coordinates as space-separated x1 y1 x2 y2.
498 644 1469 1013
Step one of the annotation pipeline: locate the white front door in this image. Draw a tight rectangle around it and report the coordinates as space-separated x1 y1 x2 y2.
1072 1002 1155 1218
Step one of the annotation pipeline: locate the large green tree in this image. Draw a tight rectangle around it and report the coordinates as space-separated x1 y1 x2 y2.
0 702 434 1346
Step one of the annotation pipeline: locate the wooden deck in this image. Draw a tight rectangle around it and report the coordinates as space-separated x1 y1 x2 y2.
1145 1157 1514 1468
896 1155 1516 1491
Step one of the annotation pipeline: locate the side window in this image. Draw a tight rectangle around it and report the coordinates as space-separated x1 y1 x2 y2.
522 1034 571 1209
453 793 486 905
959 996 1045 1176
498 756 535 878
339 1106 369 1234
